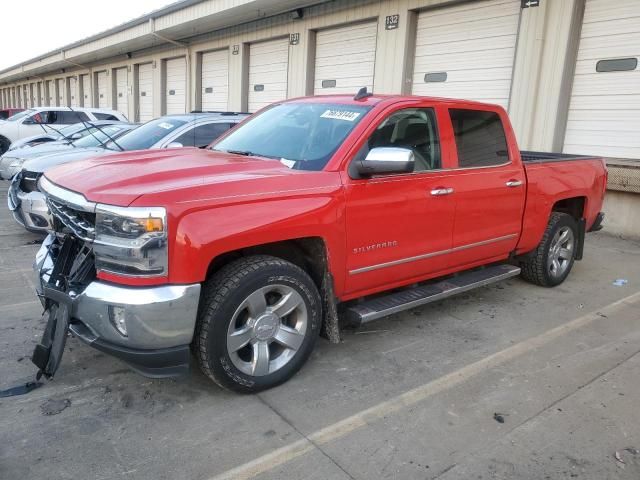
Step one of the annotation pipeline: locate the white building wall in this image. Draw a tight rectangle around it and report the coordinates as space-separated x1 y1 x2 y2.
1 0 638 160
563 0 640 159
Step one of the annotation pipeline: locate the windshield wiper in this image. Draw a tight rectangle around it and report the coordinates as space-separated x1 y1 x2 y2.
35 119 72 147
220 149 281 160
68 106 125 152
224 149 254 156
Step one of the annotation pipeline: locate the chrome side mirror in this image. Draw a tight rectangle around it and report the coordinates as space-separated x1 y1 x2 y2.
356 147 414 177
166 142 184 149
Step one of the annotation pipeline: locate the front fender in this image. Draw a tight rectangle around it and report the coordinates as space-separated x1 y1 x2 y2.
169 191 347 294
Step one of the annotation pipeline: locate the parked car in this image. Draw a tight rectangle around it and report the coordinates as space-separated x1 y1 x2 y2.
1 122 137 180
31 93 606 392
0 107 127 154
0 121 134 179
8 112 246 233
6 120 131 152
7 123 137 232
0 108 24 120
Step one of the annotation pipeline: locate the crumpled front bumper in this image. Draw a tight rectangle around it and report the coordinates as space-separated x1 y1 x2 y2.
34 234 201 377
8 176 53 232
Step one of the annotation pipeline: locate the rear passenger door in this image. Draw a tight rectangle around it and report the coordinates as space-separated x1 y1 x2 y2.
445 107 525 269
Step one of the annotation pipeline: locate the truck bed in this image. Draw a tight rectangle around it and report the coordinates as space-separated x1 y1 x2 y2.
517 151 607 255
521 151 597 163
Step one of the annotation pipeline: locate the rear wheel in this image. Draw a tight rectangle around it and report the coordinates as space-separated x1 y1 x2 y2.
520 212 578 287
194 255 322 393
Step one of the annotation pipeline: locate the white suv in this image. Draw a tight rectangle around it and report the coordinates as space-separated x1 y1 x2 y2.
0 107 127 154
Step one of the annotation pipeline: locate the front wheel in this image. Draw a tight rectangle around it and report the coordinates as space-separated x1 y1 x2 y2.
520 212 578 287
194 255 322 393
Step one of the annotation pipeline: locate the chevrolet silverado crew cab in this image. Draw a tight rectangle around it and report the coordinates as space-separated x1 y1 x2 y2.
32 92 607 392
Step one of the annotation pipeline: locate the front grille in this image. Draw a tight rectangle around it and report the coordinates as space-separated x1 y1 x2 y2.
19 171 40 193
48 198 96 242
46 235 96 294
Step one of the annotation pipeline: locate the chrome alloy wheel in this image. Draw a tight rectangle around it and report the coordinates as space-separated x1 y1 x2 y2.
548 226 574 278
226 284 308 376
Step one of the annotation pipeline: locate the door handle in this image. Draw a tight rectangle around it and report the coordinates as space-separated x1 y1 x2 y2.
430 187 454 196
505 180 523 187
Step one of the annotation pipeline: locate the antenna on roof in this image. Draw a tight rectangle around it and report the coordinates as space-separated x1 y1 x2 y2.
353 87 373 101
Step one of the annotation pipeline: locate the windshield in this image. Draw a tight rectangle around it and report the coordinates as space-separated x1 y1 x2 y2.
8 109 34 122
57 123 88 139
72 125 130 148
106 118 188 151
212 103 371 171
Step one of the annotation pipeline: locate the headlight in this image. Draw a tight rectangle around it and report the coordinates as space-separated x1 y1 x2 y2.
94 204 168 276
9 158 25 168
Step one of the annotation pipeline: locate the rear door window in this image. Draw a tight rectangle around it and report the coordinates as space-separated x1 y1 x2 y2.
449 109 509 168
94 113 119 121
174 122 233 148
56 111 91 124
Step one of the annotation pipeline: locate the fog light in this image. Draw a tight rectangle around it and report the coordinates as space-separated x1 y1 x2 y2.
108 305 127 336
29 213 48 228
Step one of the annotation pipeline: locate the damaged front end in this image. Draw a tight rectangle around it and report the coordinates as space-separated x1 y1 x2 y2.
32 233 95 378
31 177 200 379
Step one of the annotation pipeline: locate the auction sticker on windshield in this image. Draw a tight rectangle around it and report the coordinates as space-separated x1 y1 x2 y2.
320 110 361 122
158 122 175 130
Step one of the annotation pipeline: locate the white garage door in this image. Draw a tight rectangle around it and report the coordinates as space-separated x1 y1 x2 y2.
115 67 128 116
81 74 91 107
201 50 229 111
563 0 640 159
314 21 377 95
38 82 44 105
137 63 153 122
165 57 186 115
248 38 289 112
57 79 67 106
47 80 55 106
96 71 108 108
69 77 79 107
412 0 521 109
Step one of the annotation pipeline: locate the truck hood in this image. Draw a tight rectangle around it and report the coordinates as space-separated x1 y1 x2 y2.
44 148 308 206
23 147 109 174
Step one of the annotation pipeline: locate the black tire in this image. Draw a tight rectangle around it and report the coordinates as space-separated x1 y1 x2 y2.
0 137 10 156
520 212 578 287
194 255 322 393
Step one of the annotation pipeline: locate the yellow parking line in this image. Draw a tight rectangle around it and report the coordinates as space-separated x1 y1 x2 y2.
210 290 640 480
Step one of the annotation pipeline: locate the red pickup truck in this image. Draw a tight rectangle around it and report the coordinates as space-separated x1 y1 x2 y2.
32 92 606 392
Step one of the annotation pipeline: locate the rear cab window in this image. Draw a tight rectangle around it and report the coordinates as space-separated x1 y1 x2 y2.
448 109 509 168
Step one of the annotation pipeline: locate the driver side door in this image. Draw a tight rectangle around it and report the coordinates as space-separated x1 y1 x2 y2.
342 104 457 298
